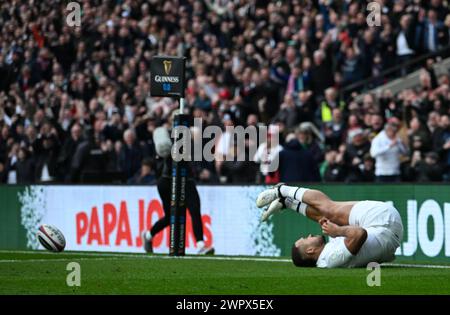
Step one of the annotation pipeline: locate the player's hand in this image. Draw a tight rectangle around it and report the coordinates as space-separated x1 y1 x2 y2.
320 219 341 237
318 217 328 226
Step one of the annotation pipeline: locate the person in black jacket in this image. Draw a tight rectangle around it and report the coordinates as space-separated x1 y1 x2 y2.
417 9 447 54
57 123 83 182
220 142 258 183
310 50 334 97
127 158 156 185
344 129 371 182
279 130 321 183
68 127 108 183
0 161 6 183
323 150 347 182
16 148 35 184
395 14 418 76
118 129 143 181
408 151 443 182
33 122 60 182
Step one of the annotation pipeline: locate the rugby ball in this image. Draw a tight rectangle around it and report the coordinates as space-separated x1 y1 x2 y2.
37 224 66 252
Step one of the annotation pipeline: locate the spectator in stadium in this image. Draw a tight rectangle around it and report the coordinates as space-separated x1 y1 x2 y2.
0 124 8 164
370 120 408 182
193 88 212 111
127 158 156 185
408 117 431 153
431 0 450 21
285 63 304 96
273 94 299 130
420 9 446 53
338 43 364 86
344 129 371 183
119 129 143 181
15 147 35 184
214 113 235 175
359 154 376 182
367 114 385 141
408 151 443 182
33 122 60 182
0 161 6 183
346 114 362 136
254 125 283 185
297 122 324 167
310 50 334 97
435 115 450 181
395 14 417 76
102 111 124 143
5 142 19 183
427 111 442 148
69 127 109 183
279 128 321 183
321 148 346 183
317 87 344 126
296 89 315 124
220 142 258 184
57 123 84 182
323 107 346 150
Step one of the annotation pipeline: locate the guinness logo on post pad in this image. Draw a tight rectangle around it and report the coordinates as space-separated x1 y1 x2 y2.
150 56 186 97
163 60 172 75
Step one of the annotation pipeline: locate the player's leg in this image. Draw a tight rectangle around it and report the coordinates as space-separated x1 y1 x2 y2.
151 177 172 235
142 177 171 253
261 197 324 222
185 180 204 242
185 180 214 255
257 184 353 226
299 189 353 225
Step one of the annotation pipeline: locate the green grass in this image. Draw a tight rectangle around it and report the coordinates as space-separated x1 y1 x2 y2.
0 251 449 295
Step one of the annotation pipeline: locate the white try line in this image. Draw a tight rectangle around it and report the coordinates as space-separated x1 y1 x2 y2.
0 250 291 263
0 258 122 263
1 250 450 269
381 263 450 269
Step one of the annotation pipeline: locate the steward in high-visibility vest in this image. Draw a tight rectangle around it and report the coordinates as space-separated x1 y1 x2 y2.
320 100 346 123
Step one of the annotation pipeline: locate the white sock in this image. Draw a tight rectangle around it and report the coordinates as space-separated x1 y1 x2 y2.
197 240 205 248
144 231 152 240
284 197 308 216
280 185 309 202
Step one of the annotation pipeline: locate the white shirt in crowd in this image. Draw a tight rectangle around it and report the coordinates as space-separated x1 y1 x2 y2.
7 155 17 184
370 130 408 176
427 23 437 52
396 31 414 56
253 142 282 175
216 131 232 157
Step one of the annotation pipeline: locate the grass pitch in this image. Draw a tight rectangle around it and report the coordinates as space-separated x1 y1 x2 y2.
1 250 449 295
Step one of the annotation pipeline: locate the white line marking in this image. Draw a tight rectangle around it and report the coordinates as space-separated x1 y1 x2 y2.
1 250 449 268
0 258 122 263
381 263 450 269
0 250 291 263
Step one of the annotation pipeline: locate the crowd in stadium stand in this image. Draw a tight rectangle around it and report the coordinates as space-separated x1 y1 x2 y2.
1 0 450 184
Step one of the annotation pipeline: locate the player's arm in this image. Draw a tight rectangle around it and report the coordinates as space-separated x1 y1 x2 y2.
153 126 172 158
319 219 367 255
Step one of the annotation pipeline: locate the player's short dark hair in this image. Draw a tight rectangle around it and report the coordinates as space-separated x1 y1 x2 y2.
291 243 317 267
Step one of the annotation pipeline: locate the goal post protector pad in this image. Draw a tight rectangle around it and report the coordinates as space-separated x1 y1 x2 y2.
169 114 190 256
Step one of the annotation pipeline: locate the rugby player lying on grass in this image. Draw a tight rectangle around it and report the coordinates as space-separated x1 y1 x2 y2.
256 184 404 268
